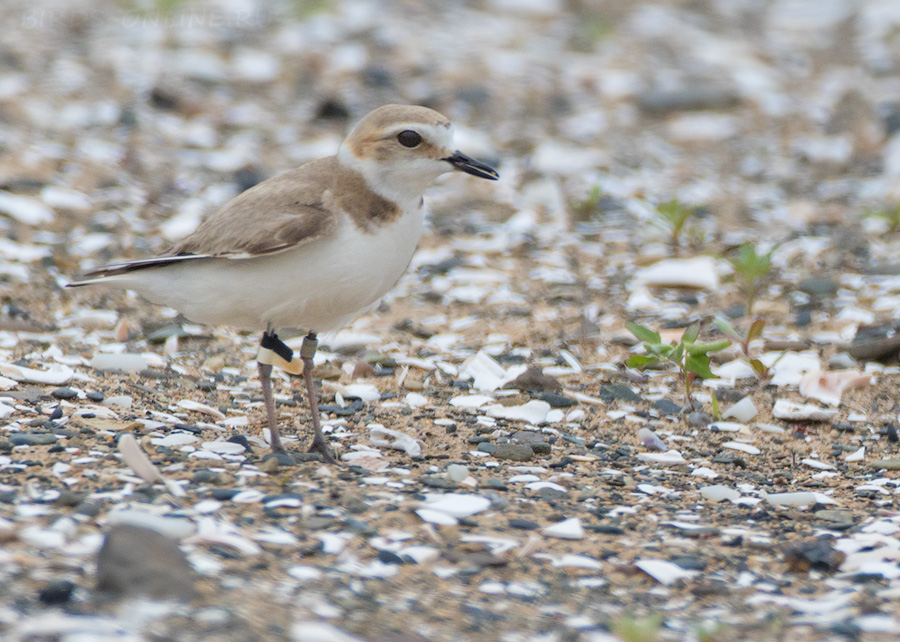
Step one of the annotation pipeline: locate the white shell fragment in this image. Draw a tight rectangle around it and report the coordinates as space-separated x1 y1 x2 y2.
90 353 149 373
421 494 491 518
700 485 741 502
798 369 873 406
802 458 836 471
763 492 838 508
638 428 667 451
722 397 757 422
0 362 74 385
772 400 838 422
118 434 164 485
0 190 54 224
485 400 551 423
636 450 685 465
106 509 195 539
722 442 761 455
543 517 584 540
178 400 226 420
635 559 697 585
449 394 495 409
633 256 720 290
369 425 422 457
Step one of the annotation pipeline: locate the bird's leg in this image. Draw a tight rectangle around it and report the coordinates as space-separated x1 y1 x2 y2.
257 361 284 454
258 330 294 454
300 332 336 464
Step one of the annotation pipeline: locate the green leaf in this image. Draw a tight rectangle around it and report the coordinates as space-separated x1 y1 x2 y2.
646 343 670 356
669 342 684 364
682 324 700 344
714 316 741 340
686 339 731 355
685 353 717 379
656 199 694 231
626 355 659 369
626 321 660 344
747 318 765 343
749 358 767 377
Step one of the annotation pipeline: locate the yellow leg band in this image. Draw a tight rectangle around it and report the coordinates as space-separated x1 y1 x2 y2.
257 345 304 375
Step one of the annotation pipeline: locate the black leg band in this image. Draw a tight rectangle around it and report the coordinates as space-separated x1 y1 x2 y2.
261 332 294 362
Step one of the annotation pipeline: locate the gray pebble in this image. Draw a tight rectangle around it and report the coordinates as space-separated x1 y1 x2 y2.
10 432 57 446
95 525 196 600
492 443 534 461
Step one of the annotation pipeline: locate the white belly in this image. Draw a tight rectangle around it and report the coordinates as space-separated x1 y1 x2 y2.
116 207 425 332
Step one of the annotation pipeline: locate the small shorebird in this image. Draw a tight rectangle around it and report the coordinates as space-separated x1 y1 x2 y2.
68 104 499 462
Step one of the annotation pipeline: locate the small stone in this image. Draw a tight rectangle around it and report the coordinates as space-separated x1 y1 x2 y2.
9 432 57 446
55 490 85 507
492 444 534 461
670 555 707 571
504 365 561 393
75 501 102 518
191 470 221 484
95 525 196 600
421 475 458 490
477 443 497 455
687 412 712 428
508 518 540 530
38 579 76 605
51 387 78 400
538 392 576 408
511 431 543 444
446 464 469 482
483 479 508 491
86 392 105 402
377 550 405 565
210 489 240 501
652 399 682 416
798 277 838 297
599 384 642 403
784 539 846 574
815 509 856 530
886 424 899 444
261 452 296 468
530 443 551 455
292 453 324 463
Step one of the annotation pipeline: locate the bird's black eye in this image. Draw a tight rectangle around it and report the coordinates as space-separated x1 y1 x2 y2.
397 130 422 148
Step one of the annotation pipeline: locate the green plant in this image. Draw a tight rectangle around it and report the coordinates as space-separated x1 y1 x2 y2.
655 199 697 256
570 184 603 221
866 204 900 233
727 243 773 316
612 613 663 642
626 322 730 410
714 316 782 383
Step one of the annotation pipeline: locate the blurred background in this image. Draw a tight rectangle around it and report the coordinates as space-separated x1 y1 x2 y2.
1 0 899 293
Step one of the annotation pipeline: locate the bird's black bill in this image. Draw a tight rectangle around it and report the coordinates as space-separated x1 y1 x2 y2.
443 151 499 180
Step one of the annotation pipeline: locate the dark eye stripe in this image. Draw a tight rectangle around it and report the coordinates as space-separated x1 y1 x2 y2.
397 130 422 148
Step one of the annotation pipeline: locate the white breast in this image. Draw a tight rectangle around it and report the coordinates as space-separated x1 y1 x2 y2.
116 205 426 332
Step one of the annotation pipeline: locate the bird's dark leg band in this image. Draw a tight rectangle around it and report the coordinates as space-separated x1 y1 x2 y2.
261 331 294 362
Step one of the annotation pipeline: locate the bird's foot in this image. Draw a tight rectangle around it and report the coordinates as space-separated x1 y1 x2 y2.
307 438 337 464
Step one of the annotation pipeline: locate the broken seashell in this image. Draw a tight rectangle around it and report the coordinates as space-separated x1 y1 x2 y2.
798 369 873 406
772 400 838 422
